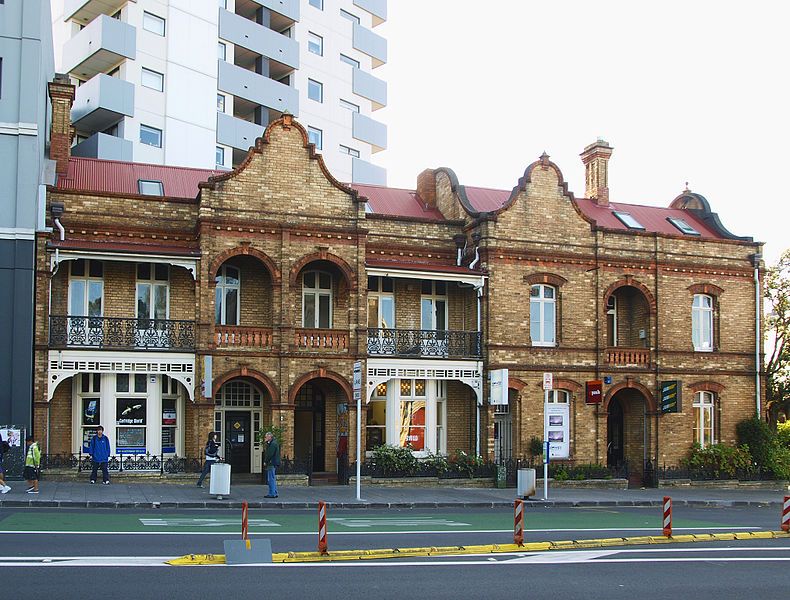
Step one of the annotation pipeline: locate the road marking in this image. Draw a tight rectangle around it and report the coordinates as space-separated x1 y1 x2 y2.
328 517 471 528
139 518 280 528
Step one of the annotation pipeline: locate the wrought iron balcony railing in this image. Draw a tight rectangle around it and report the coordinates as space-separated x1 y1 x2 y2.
49 316 196 351
367 328 482 359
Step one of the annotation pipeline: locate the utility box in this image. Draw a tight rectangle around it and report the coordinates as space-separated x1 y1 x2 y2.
210 462 231 499
517 468 536 498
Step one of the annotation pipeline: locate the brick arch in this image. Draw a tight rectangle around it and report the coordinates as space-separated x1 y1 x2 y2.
524 273 568 288
687 283 724 297
209 245 281 284
603 276 657 315
688 380 725 395
508 377 528 391
603 379 657 413
288 368 353 404
212 367 280 402
553 378 584 395
288 251 356 289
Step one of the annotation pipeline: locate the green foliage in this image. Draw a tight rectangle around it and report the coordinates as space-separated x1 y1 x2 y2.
256 422 285 444
370 444 418 475
528 437 544 458
548 463 613 480
448 449 484 478
766 249 790 423
737 418 774 467
682 443 754 479
777 421 790 448
422 451 450 476
553 466 569 481
766 443 790 480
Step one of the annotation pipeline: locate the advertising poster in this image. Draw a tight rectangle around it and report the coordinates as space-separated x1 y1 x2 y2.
545 403 570 459
117 398 146 425
0 428 21 447
82 398 100 426
162 400 176 426
117 427 146 449
399 400 425 450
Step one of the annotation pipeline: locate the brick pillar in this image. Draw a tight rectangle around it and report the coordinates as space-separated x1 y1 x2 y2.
416 169 436 208
272 405 295 459
48 75 75 178
580 139 613 205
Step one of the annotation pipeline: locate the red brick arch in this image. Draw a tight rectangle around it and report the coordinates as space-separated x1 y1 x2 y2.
508 377 528 391
288 368 352 404
687 283 724 297
688 380 725 395
603 276 657 315
524 273 568 288
603 379 657 413
209 246 281 283
288 251 356 289
553 378 584 395
212 367 280 402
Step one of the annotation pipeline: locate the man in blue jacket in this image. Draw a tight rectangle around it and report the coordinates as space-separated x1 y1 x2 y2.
88 426 112 485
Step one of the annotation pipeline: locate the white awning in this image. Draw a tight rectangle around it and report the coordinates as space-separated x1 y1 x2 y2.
366 267 485 289
51 249 198 280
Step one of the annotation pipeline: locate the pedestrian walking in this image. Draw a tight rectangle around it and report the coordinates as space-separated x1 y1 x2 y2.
196 432 220 488
263 431 280 498
88 425 111 484
0 432 11 493
23 436 40 494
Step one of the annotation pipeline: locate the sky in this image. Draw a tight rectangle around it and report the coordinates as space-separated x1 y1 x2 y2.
372 0 789 265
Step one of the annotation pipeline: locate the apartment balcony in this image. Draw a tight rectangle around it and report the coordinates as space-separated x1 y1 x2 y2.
62 14 136 80
65 0 133 24
352 68 387 110
72 74 134 133
217 60 299 116
257 0 300 24
217 112 266 152
219 9 299 70
353 0 387 26
367 329 482 359
294 328 349 351
49 316 195 352
352 22 387 68
605 347 651 367
215 326 273 349
352 157 386 185
352 112 387 153
71 132 133 161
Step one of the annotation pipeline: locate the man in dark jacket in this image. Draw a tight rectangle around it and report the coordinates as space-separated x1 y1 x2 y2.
88 426 111 484
263 432 280 498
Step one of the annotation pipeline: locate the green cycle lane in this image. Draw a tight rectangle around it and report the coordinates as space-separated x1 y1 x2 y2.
0 508 749 535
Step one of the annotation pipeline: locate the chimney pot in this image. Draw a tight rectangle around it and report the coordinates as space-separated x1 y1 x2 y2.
416 169 437 209
580 139 613 206
48 75 76 178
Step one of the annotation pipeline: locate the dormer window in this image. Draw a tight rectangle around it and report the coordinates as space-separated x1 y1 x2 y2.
667 217 700 236
612 211 644 230
138 180 163 196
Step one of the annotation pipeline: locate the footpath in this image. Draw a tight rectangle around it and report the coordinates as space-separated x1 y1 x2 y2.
1 479 787 509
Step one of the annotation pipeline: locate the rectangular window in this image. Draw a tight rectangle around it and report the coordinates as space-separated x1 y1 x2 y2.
218 42 227 61
692 294 714 351
217 93 226 112
612 211 645 230
667 217 701 235
308 32 323 56
340 144 360 158
116 427 146 450
141 67 164 91
307 126 322 150
340 98 360 112
309 0 323 9
140 125 162 148
399 379 426 451
530 284 556 346
82 397 100 427
308 78 323 103
216 146 225 167
366 400 386 451
143 12 166 36
138 179 163 195
116 374 129 393
340 9 360 23
340 54 360 69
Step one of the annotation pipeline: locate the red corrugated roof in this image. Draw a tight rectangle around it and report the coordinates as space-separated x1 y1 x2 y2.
575 199 722 238
57 157 220 199
351 183 445 220
464 186 511 212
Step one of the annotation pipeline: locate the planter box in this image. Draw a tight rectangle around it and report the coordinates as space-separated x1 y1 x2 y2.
549 478 628 490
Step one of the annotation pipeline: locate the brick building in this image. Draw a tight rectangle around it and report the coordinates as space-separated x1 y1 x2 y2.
34 81 764 482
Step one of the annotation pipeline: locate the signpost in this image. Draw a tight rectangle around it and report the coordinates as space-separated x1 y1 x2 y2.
542 373 552 500
353 361 362 501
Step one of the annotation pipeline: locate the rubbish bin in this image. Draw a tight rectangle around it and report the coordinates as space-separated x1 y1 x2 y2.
209 462 231 499
517 468 536 498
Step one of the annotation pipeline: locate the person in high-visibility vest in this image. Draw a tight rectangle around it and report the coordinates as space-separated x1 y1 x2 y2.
24 436 41 494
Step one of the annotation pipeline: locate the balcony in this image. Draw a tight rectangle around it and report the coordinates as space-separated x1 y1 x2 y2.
352 68 387 110
352 22 387 67
49 316 195 352
352 112 387 153
65 0 133 24
217 112 266 151
351 157 386 185
605 347 651 367
217 60 299 116
257 0 300 23
219 9 299 70
71 132 133 161
367 329 482 359
62 14 136 80
72 73 134 133
353 0 387 26
215 326 273 349
294 329 349 351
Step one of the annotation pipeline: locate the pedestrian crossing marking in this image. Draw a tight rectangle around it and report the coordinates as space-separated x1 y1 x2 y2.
139 518 279 528
329 517 471 528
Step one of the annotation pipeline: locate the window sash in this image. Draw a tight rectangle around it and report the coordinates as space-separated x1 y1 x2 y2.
693 392 715 447
692 295 714 350
530 285 556 345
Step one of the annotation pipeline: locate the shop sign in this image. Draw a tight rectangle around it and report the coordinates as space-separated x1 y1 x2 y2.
117 398 146 425
585 380 603 404
545 403 569 459
489 369 509 405
660 381 682 414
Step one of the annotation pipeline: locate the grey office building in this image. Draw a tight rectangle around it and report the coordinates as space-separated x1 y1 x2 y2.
0 0 55 430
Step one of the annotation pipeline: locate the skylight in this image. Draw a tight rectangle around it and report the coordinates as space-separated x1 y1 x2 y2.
667 217 700 236
612 211 644 230
138 180 164 196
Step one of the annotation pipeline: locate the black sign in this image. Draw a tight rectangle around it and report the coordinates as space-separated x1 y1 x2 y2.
660 381 682 414
117 398 146 425
586 380 603 404
82 398 100 426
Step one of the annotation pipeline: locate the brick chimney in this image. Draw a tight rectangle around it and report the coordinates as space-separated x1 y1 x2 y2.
416 169 436 209
580 138 613 206
48 74 75 177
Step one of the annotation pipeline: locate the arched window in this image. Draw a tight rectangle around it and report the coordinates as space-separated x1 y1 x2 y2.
693 391 715 447
692 294 714 351
215 264 240 325
303 270 332 328
530 284 556 346
547 389 569 403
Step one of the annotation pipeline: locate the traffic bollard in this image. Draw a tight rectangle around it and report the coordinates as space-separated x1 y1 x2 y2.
782 496 790 533
242 500 250 549
662 496 672 537
514 499 525 546
318 501 328 555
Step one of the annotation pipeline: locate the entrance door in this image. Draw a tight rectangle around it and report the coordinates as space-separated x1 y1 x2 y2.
607 398 624 467
294 385 326 472
493 405 512 462
225 411 251 473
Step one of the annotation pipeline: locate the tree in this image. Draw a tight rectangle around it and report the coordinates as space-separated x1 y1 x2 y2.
765 248 790 424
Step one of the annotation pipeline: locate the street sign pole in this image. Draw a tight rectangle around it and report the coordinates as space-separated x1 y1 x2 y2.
353 361 362 501
542 372 552 501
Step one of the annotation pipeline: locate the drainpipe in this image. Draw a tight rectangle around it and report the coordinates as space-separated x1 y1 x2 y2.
475 284 483 457
752 253 762 418
48 204 66 455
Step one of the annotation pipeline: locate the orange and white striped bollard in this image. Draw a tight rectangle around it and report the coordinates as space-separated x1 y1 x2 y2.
514 499 525 546
318 500 329 555
242 500 250 549
662 496 672 537
781 496 790 533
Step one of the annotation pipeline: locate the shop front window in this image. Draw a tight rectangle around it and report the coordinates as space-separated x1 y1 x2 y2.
399 379 426 451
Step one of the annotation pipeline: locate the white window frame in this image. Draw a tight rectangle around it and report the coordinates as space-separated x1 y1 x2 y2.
218 42 227 61
68 260 104 317
138 179 163 196
135 263 170 320
420 281 448 331
340 145 360 158
547 389 570 403
692 294 714 351
139 124 162 148
530 284 556 347
217 93 226 113
142 12 165 36
302 270 333 328
340 8 360 23
367 276 395 329
340 98 360 112
366 382 388 452
215 264 241 326
693 391 715 448
216 146 225 168
141 67 164 92
398 379 427 452
606 294 617 346
308 31 323 56
308 0 323 9
308 78 323 103
307 126 323 150
340 54 360 69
